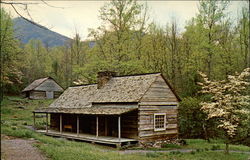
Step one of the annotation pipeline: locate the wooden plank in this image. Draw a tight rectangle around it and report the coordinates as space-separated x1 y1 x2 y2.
37 130 138 146
141 97 177 102
96 116 98 137
118 116 121 141
138 119 152 124
167 114 178 118
139 129 178 137
166 124 177 129
139 102 178 106
139 115 152 121
138 127 153 131
139 109 177 115
142 91 173 97
139 106 177 110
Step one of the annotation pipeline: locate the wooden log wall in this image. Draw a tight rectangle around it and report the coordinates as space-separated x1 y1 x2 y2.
50 113 59 130
121 110 138 139
139 75 179 143
54 91 62 98
30 91 46 99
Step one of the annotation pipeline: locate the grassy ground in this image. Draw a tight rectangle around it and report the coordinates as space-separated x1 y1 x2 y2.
1 96 250 160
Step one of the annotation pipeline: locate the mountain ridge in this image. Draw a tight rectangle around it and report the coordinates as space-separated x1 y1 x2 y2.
13 17 71 47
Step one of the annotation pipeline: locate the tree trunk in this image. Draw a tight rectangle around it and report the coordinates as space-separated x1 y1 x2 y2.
225 142 229 154
202 123 210 142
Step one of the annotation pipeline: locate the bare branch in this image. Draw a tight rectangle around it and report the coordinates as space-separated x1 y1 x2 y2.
40 0 64 9
10 4 49 30
1 1 39 5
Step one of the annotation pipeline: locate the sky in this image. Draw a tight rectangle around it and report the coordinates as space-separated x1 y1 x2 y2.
2 1 247 40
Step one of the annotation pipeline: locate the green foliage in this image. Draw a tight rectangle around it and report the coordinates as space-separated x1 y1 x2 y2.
211 145 221 151
1 9 23 94
162 144 182 149
178 97 220 139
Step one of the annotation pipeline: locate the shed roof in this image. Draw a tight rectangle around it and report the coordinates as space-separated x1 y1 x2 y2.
22 77 62 92
22 77 49 92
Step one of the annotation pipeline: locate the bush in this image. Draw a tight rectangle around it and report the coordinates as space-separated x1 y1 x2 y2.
211 145 220 150
178 97 221 139
162 143 181 149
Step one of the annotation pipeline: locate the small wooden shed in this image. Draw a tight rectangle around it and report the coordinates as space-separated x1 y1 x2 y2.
22 77 64 99
34 72 180 146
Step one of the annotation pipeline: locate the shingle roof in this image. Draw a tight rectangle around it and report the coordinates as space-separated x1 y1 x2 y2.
93 73 160 103
48 73 160 109
35 73 180 114
49 84 97 108
34 107 137 115
22 77 49 92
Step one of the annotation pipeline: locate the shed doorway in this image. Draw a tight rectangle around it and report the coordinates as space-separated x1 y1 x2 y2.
46 91 54 99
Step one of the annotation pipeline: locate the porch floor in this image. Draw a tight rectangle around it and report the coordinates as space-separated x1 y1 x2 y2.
37 130 138 147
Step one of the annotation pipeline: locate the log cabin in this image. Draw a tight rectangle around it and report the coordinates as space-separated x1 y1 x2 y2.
34 71 180 147
22 77 64 99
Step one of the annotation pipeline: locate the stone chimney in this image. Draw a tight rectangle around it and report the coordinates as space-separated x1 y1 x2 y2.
97 71 117 89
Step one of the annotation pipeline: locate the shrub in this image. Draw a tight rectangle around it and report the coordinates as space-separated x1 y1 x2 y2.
211 145 220 150
162 143 181 149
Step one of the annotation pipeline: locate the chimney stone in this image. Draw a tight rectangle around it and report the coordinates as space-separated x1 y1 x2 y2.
97 71 117 89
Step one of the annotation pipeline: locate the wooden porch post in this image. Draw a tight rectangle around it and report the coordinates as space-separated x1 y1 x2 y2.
118 116 121 141
96 116 99 138
77 115 79 136
46 113 48 133
33 112 35 129
60 114 62 134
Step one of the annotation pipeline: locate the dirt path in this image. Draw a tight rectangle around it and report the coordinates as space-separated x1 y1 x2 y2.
1 135 48 160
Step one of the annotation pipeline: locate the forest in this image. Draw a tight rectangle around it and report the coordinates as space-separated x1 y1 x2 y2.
1 0 249 146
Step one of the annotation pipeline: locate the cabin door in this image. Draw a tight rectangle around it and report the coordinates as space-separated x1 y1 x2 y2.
46 91 54 99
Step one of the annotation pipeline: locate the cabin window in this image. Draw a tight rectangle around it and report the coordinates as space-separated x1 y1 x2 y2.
154 113 166 131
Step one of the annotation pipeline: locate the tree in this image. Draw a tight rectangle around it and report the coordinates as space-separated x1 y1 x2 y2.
0 9 23 96
88 0 149 75
198 68 250 154
196 0 229 79
236 6 249 69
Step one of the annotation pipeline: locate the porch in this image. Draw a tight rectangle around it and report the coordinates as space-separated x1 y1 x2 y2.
37 129 137 147
33 107 139 147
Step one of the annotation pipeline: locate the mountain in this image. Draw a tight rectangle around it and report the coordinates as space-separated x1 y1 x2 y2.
13 17 71 47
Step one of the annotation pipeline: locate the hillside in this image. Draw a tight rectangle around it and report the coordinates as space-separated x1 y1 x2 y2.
13 17 71 47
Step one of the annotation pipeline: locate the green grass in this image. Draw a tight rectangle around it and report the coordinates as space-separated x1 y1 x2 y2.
1 96 250 160
183 139 250 152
